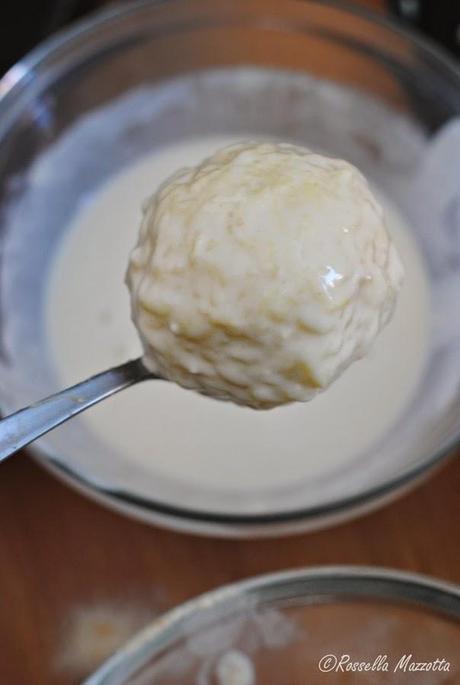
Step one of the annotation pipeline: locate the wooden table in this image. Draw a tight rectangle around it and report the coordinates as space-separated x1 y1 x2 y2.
1 1 459 684
1 454 459 684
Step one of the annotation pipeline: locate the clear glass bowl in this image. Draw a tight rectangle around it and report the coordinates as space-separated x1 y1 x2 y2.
1 0 460 536
83 566 460 684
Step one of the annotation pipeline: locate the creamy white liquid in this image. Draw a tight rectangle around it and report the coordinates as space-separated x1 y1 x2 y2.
46 136 429 493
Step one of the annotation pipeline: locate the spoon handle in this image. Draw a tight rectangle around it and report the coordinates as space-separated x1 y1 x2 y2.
0 357 153 464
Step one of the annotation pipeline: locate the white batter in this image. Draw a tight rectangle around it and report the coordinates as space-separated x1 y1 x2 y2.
46 136 429 492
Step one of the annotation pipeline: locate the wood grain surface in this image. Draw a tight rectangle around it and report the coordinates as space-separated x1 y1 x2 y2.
0 455 459 684
1 1 459 684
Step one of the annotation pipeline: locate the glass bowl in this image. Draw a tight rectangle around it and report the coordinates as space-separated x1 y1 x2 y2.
1 0 460 537
83 566 460 684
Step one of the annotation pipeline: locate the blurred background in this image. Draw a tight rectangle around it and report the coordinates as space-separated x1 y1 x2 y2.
1 0 460 76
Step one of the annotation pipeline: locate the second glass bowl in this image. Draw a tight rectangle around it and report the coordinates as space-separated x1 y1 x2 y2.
83 566 460 684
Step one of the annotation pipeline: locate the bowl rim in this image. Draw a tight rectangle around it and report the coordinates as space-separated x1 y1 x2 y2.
82 565 460 685
1 0 460 535
36 448 450 536
2 0 460 100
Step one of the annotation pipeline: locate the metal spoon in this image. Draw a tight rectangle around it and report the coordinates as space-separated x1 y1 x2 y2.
0 357 157 464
